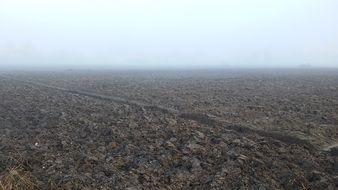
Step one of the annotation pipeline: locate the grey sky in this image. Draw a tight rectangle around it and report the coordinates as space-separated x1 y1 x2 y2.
0 0 337 69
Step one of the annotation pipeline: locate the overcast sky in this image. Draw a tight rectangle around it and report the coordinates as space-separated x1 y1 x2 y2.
0 0 337 69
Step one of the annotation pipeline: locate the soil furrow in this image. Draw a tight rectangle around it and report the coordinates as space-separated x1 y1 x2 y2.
1 75 317 151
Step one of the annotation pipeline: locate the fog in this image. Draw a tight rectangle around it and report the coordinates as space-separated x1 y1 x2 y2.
1 0 337 70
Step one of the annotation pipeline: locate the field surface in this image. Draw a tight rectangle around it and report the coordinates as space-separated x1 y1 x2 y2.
0 69 337 189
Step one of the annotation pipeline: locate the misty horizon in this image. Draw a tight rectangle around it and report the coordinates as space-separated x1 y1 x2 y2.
1 0 338 69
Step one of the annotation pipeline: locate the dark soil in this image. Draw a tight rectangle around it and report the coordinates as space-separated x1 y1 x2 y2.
0 69 337 189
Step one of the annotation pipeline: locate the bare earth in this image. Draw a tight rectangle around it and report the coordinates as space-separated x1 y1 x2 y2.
0 69 337 189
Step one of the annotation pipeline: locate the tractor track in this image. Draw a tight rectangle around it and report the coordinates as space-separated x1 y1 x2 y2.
0 75 318 151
